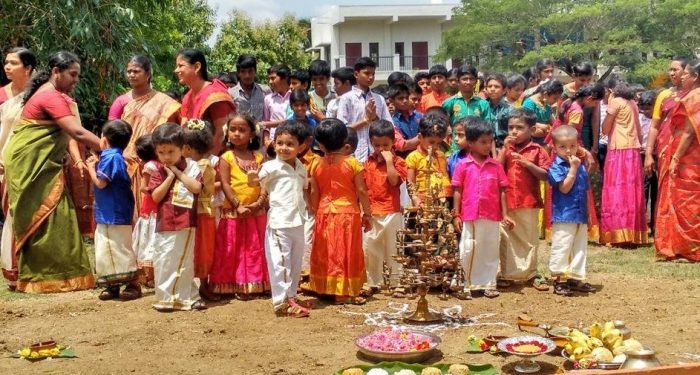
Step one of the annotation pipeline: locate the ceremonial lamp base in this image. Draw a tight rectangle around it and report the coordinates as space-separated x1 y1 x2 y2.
404 282 443 324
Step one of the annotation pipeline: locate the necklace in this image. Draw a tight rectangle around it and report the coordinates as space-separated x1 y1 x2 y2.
233 150 257 172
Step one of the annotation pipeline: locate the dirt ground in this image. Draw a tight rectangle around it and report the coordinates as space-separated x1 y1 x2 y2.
1 246 699 375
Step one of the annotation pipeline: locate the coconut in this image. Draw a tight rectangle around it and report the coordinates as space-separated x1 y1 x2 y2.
591 347 614 362
447 363 470 375
366 369 389 375
395 370 417 375
342 369 364 375
421 367 443 375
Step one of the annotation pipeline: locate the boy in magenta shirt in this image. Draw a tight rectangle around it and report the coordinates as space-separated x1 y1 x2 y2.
452 118 513 299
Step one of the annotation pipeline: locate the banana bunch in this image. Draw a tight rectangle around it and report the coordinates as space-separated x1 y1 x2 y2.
564 330 592 361
565 321 623 362
599 321 623 350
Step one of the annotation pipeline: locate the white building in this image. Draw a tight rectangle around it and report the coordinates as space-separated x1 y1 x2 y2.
310 2 458 82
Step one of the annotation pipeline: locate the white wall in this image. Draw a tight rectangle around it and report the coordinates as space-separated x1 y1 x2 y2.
390 20 444 56
337 21 392 57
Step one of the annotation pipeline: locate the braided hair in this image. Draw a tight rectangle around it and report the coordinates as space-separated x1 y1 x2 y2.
23 51 80 105
558 84 605 122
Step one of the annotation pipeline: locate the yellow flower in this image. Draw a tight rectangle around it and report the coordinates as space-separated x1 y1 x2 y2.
29 351 40 359
18 348 31 358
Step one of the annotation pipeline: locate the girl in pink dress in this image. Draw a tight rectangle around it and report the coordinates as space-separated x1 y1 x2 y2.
600 83 649 245
209 114 269 298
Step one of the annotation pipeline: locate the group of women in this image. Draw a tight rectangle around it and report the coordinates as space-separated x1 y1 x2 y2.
0 48 697 294
0 48 235 293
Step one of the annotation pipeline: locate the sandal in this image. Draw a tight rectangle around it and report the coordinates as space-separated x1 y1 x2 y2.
275 304 310 318
359 286 379 298
334 296 367 305
289 298 314 310
532 277 550 291
235 293 254 301
119 284 142 301
483 289 500 298
554 282 574 296
496 279 512 288
455 290 472 300
192 300 208 310
99 286 120 301
567 279 596 293
199 285 222 302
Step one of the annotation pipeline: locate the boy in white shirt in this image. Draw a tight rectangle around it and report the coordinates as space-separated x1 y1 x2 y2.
249 121 310 318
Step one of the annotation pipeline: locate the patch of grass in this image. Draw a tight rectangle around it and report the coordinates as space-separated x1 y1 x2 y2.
587 246 700 280
0 278 44 301
537 245 699 281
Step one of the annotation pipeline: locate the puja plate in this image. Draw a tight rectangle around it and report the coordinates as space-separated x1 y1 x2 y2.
355 330 441 363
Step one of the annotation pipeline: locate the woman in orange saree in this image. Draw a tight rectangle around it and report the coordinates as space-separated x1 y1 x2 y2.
108 55 181 284
655 61 700 262
109 55 181 213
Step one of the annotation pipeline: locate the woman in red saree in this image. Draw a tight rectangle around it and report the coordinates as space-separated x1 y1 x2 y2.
175 48 235 156
655 61 700 262
175 49 235 299
644 58 689 175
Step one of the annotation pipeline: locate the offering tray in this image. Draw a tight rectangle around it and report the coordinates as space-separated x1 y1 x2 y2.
355 329 441 363
497 335 555 373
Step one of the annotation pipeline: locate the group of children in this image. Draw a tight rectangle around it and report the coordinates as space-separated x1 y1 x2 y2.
87 55 664 317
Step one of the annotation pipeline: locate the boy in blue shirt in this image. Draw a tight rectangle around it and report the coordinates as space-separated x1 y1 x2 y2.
86 119 140 301
547 125 596 297
389 83 421 158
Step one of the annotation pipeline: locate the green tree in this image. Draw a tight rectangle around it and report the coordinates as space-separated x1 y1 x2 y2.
0 0 215 128
210 10 311 82
439 0 699 85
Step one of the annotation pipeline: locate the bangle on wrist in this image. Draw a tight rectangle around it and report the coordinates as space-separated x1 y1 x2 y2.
74 160 84 167
672 155 680 161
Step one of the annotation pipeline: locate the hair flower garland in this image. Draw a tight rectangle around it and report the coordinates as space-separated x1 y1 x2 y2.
186 119 207 130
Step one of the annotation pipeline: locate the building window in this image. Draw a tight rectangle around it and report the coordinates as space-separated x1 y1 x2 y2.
411 41 429 70
395 42 405 68
345 43 362 67
369 42 379 62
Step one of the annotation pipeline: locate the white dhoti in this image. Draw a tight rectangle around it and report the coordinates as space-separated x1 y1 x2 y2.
132 213 157 269
399 182 411 209
265 225 305 311
0 212 13 271
94 224 138 286
363 212 403 287
153 228 200 310
549 223 588 280
460 220 500 290
499 208 540 281
301 212 315 272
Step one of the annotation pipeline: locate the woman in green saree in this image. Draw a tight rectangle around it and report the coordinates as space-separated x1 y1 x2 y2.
4 51 101 293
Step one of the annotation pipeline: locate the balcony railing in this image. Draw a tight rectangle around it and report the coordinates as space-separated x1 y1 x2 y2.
333 54 447 72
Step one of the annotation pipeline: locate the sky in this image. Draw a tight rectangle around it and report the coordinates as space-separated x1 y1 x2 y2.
206 0 459 43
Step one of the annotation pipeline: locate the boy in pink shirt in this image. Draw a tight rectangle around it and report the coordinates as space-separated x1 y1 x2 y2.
451 118 513 299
